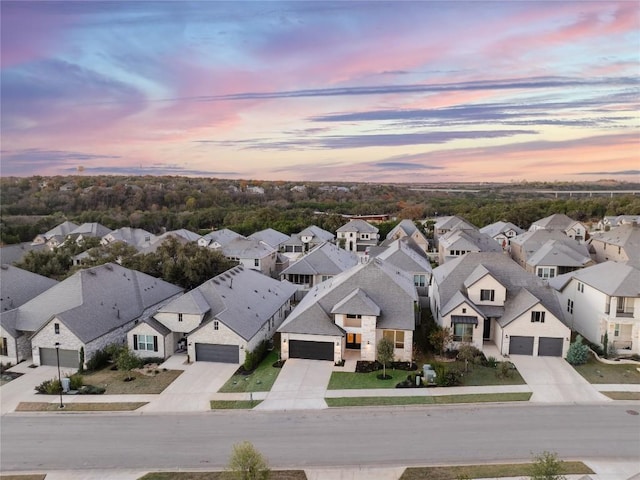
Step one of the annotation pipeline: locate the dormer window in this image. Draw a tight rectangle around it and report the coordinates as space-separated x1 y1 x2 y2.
480 289 495 301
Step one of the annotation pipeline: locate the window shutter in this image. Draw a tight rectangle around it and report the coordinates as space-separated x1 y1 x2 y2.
153 336 158 352
133 334 138 350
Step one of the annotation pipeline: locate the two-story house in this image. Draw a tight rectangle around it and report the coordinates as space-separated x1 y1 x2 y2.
432 216 476 249
382 219 429 253
525 240 594 279
281 225 335 260
437 229 502 264
147 266 297 363
278 258 418 364
31 221 79 246
430 252 570 357
336 219 379 255
101 227 156 251
550 261 639 355
529 213 588 242
220 237 278 277
374 237 432 298
479 221 524 250
509 229 590 270
588 223 640 263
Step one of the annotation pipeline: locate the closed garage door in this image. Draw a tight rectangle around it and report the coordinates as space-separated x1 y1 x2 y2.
538 337 563 356
195 343 239 363
39 348 79 369
509 336 534 355
289 340 333 361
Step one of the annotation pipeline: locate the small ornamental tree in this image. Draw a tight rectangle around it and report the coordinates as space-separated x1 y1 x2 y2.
529 451 567 480
429 326 453 357
116 348 142 381
226 441 270 480
566 335 589 365
377 336 395 380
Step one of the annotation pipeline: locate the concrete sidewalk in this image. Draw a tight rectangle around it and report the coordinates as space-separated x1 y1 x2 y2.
6 459 640 480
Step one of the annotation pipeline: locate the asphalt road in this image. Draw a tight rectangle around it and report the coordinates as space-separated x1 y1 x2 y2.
1 404 639 471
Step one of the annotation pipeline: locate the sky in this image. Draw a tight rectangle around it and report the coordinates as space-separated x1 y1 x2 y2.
1 1 639 183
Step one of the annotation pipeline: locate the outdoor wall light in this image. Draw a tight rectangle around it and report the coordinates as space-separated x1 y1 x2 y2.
283 339 287 343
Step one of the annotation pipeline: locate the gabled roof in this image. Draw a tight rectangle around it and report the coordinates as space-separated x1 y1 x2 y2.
511 229 588 262
248 228 290 248
0 265 58 312
480 221 524 239
432 252 564 324
181 266 297 340
386 219 418 238
41 221 79 240
25 263 183 343
498 288 540 327
434 216 476 231
199 228 244 246
331 288 381 316
137 317 171 336
103 227 156 248
299 225 335 242
463 264 493 289
526 240 592 268
550 261 640 297
530 213 579 231
441 291 486 318
589 223 640 248
221 237 276 259
336 219 379 234
162 229 202 242
439 229 503 254
69 222 112 238
279 258 417 335
0 242 47 265
280 242 358 276
376 238 432 274
158 288 212 315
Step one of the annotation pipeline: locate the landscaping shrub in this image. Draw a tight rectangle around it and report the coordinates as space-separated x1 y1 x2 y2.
0 362 12 373
566 335 589 365
243 340 269 372
485 356 498 368
78 384 106 395
457 344 485 371
35 378 62 395
606 341 617 359
496 361 513 379
116 348 142 380
630 354 640 361
141 357 165 366
396 373 426 388
433 364 462 387
356 361 381 373
67 373 84 390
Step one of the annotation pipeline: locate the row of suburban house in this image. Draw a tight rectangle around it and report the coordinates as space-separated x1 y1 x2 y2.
1 213 638 370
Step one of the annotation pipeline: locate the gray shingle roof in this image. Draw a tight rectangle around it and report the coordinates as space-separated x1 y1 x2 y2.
182 266 297 340
550 261 640 297
331 288 381 316
279 258 417 335
299 225 335 242
432 252 564 326
511 229 588 262
103 227 156 249
376 238 432 274
434 216 476 231
140 316 171 336
0 265 58 312
480 221 524 238
0 242 47 265
42 221 79 240
589 223 640 249
158 288 212 315
280 242 358 276
221 237 276 259
526 240 592 268
336 219 379 234
530 213 578 230
248 228 290 248
69 222 112 238
199 228 244 246
27 263 183 343
439 229 503 254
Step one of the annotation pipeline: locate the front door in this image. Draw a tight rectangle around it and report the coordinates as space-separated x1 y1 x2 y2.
483 318 491 340
346 333 361 349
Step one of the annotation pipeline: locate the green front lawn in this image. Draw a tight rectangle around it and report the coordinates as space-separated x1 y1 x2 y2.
572 355 640 384
139 471 307 480
456 362 525 386
81 368 182 394
325 392 531 407
16 401 147 412
218 351 281 393
328 369 402 390
210 400 263 409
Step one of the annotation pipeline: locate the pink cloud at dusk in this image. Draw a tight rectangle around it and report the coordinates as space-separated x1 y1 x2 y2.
1 1 638 183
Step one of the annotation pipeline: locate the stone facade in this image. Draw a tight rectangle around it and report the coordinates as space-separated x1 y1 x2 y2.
128 323 171 359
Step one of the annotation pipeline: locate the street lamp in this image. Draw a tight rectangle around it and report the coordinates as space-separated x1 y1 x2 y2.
54 342 64 409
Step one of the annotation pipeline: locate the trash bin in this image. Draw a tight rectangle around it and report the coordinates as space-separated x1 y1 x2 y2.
61 378 70 393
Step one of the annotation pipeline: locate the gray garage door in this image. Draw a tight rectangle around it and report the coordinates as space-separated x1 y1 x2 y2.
509 336 534 355
538 337 563 357
195 343 239 363
289 340 333 361
39 347 79 369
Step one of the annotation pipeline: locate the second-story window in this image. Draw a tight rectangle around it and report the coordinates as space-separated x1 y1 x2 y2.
54 323 60 334
178 313 183 322
480 289 495 301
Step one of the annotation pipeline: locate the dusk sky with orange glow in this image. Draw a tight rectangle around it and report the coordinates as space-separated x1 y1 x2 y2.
1 1 638 183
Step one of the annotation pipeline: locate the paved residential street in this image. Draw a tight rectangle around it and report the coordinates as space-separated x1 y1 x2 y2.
1 404 638 472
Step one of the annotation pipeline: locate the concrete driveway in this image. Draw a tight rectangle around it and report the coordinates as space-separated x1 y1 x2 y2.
509 355 610 403
255 358 333 410
139 361 238 412
1 363 62 414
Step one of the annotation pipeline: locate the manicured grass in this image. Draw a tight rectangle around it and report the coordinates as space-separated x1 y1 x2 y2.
325 392 531 407
218 351 282 393
0 475 46 480
210 400 263 409
456 362 525 386
572 355 640 384
15 401 147 412
328 369 403 390
81 368 183 394
400 461 593 480
139 470 307 480
602 391 640 400
327 362 525 390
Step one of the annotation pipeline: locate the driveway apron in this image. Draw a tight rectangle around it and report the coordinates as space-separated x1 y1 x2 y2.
509 355 610 403
1 365 62 414
256 359 333 410
139 362 237 412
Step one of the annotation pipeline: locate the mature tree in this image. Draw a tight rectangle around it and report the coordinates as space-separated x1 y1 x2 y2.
377 336 395 380
529 451 567 480
226 441 270 480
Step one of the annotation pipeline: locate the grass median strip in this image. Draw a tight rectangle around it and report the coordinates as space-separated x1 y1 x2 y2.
0 475 46 480
210 400 263 409
325 392 531 407
15 402 148 412
139 470 307 480
601 391 640 400
400 461 593 479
